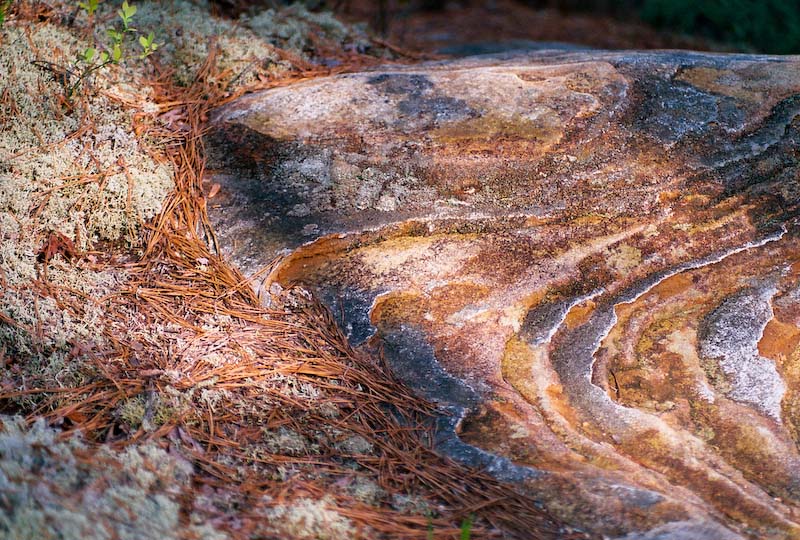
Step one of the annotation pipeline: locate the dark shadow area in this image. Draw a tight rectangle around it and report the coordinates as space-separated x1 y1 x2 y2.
210 0 800 55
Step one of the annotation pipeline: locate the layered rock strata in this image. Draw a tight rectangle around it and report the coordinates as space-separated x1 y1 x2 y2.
206 51 800 539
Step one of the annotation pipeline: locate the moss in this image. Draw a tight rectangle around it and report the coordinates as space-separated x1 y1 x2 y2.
316 401 340 419
391 493 432 516
117 392 175 431
335 434 373 455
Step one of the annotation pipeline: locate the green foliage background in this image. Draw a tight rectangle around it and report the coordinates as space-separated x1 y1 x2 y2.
0 1 10 27
522 0 800 53
640 0 800 54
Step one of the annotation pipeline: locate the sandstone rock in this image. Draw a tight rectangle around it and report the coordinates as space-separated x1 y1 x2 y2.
207 51 800 539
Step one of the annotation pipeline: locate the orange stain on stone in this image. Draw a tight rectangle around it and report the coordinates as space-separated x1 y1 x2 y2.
658 190 682 203
545 382 583 428
564 300 596 329
652 273 694 299
758 318 800 360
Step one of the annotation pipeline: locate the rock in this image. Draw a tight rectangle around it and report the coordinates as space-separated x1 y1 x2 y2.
206 51 800 539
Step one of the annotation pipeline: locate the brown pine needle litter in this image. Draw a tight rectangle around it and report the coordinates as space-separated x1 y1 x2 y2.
0 2 590 539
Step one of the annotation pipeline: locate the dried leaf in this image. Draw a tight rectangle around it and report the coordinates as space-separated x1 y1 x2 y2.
37 231 79 263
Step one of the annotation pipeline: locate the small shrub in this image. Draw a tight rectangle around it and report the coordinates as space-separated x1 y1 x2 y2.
34 1 160 101
78 0 99 17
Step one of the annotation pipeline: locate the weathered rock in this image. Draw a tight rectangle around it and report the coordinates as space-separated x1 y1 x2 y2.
206 51 800 539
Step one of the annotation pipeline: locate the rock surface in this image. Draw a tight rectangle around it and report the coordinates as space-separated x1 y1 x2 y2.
206 51 800 539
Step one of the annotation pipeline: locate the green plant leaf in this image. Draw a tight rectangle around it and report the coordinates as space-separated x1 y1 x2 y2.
112 43 122 63
138 31 158 59
99 51 109 63
79 0 100 16
107 28 122 43
460 514 473 540
82 47 95 62
119 1 136 21
0 0 11 26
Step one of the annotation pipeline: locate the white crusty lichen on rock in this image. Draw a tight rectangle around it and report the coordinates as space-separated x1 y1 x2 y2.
699 285 787 421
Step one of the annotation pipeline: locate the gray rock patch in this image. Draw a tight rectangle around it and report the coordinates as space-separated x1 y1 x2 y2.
699 285 786 421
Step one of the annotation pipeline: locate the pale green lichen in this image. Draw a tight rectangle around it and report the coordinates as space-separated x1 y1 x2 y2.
264 496 357 540
0 0 384 405
262 426 315 456
128 0 377 87
0 22 173 245
0 3 390 537
0 416 228 540
269 373 322 400
0 19 172 405
119 0 282 87
117 392 175 432
348 476 386 505
243 4 370 56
